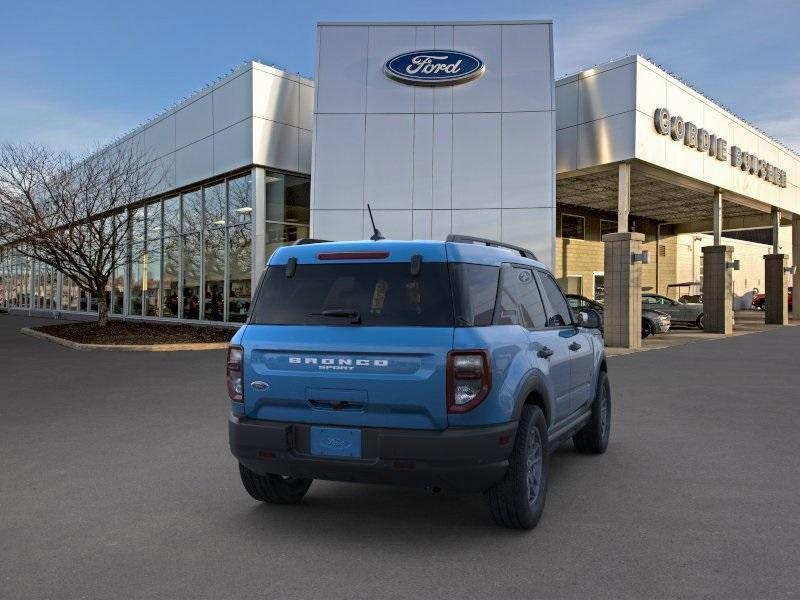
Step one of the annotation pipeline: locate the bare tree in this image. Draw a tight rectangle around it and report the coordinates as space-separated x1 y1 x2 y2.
0 142 163 326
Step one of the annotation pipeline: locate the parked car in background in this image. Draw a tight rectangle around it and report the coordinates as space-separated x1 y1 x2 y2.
642 293 704 328
567 294 671 339
752 287 792 311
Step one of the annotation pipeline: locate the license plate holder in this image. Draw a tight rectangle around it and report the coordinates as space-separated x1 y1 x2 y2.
310 426 362 459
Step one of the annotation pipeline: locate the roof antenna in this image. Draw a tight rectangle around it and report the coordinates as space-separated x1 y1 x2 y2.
367 204 384 241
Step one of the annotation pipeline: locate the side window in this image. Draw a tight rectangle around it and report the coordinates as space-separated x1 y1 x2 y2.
450 263 500 326
495 266 547 329
643 296 657 305
537 271 573 327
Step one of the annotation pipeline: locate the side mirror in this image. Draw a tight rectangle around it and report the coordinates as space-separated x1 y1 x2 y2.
577 308 601 329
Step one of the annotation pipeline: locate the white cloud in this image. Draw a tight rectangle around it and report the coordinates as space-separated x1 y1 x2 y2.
553 0 712 76
752 115 800 155
0 88 138 155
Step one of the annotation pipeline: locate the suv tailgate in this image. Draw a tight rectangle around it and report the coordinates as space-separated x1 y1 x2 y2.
242 326 452 430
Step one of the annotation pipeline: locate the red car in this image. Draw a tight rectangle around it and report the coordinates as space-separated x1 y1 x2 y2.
752 287 793 311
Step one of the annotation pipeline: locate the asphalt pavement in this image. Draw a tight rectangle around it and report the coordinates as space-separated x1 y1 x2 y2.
1 312 799 599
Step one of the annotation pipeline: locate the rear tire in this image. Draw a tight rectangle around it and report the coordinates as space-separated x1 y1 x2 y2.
238 463 312 504
484 405 549 529
573 371 611 454
696 314 705 329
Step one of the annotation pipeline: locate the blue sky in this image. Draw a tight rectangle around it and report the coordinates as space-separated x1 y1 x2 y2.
1 0 798 153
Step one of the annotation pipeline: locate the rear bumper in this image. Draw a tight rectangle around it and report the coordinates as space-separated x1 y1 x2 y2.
229 415 517 493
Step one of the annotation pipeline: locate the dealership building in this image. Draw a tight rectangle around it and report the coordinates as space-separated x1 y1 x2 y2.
2 20 799 346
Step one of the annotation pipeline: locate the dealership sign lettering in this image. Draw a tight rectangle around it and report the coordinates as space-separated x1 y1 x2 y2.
384 50 484 86
654 108 787 188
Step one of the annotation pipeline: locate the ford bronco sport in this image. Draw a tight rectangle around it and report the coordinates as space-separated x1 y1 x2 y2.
228 235 610 529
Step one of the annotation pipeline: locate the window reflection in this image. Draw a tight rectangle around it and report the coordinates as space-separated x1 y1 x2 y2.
182 189 201 234
61 276 69 311
228 225 251 322
204 182 226 228
266 173 310 225
144 240 161 317
163 196 180 237
129 243 144 316
162 237 179 318
146 201 162 240
266 222 309 260
182 233 200 319
112 265 124 314
131 208 145 243
2 169 308 324
228 175 251 225
204 228 225 321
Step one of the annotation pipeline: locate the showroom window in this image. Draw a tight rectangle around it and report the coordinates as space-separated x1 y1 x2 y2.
600 219 616 238
112 264 124 315
558 275 583 296
203 226 225 322
162 236 179 318
561 214 585 240
594 274 605 302
3 168 306 323
266 173 310 260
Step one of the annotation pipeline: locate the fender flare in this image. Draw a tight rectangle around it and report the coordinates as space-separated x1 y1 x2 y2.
511 370 555 428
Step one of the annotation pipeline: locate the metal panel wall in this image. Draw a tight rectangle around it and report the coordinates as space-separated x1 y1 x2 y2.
555 55 800 217
91 62 313 197
633 58 800 215
312 21 557 267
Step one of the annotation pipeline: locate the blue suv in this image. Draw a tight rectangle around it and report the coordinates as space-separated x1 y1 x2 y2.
228 235 610 529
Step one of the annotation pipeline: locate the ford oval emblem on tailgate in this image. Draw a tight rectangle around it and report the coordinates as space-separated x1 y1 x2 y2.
251 380 269 391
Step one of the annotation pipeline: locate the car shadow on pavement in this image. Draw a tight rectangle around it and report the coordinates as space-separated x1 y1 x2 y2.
226 445 590 543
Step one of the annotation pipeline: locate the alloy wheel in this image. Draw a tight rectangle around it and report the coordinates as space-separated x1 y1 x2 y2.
526 428 543 504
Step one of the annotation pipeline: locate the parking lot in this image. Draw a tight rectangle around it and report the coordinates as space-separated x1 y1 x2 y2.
2 312 800 599
606 310 799 356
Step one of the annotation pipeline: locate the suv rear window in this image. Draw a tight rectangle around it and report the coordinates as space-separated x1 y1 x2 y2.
250 262 454 326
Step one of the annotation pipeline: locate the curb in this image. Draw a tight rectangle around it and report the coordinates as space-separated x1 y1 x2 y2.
20 328 229 352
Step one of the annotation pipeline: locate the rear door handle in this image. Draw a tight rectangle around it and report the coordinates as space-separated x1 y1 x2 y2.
537 346 554 359
568 342 582 351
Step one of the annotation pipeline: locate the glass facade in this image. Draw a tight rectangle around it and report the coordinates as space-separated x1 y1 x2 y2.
265 173 311 259
0 169 310 324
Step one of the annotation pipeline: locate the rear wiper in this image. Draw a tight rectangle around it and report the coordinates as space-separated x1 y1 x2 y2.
310 309 362 324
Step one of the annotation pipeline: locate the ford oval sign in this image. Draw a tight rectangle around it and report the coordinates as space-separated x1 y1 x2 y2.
384 50 485 86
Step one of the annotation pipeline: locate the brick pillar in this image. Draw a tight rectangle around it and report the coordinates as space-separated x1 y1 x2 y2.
602 232 644 348
764 254 789 325
701 246 733 334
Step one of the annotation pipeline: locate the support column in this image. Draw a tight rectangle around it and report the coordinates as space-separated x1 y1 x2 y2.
617 162 631 233
764 208 788 325
602 232 644 348
764 253 789 325
251 167 267 294
712 189 723 246
793 216 800 321
701 246 733 334
772 208 781 254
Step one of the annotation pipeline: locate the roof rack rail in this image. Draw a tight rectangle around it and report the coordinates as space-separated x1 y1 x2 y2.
446 234 537 260
293 238 332 245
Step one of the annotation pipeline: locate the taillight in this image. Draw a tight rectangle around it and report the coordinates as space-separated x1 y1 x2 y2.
447 350 491 413
227 345 244 402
